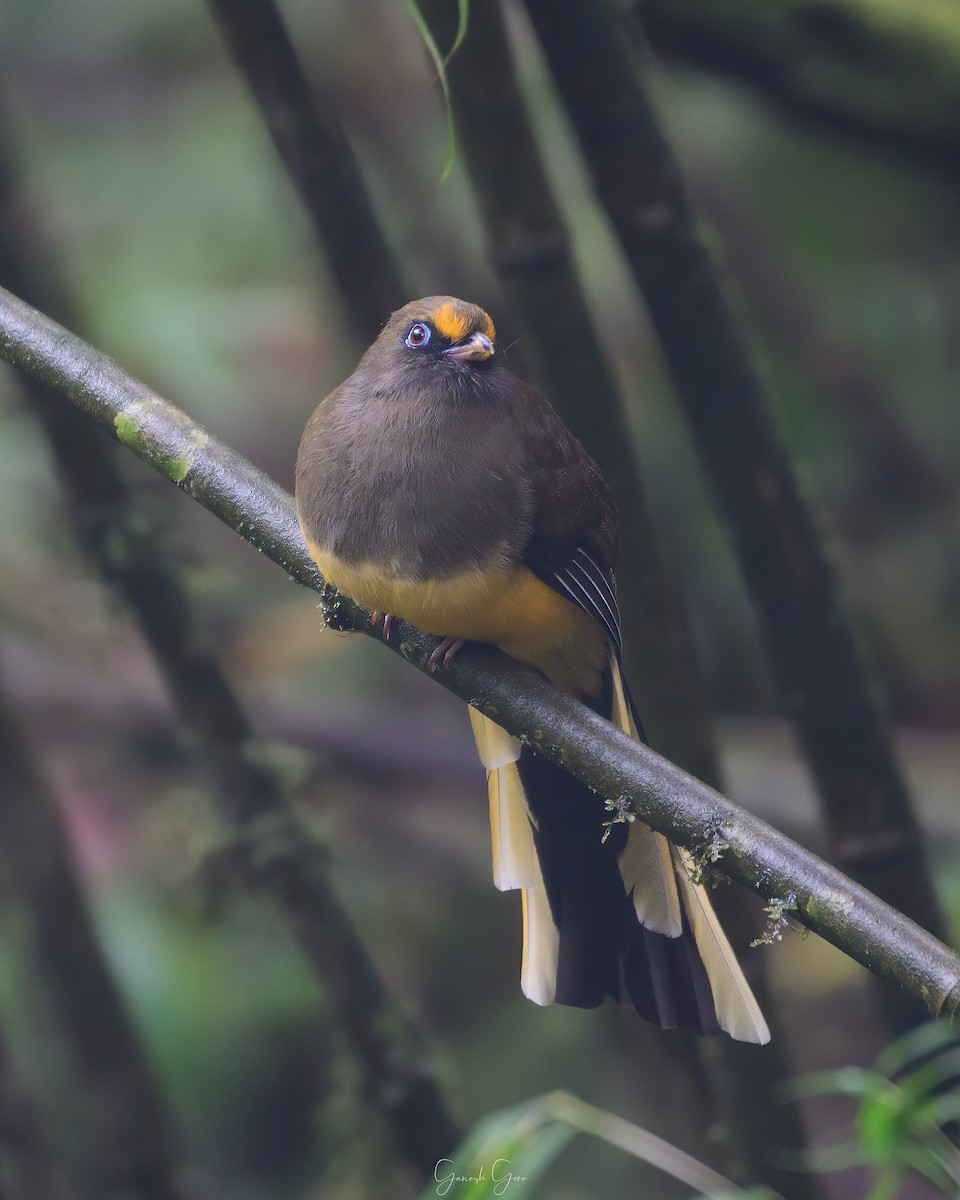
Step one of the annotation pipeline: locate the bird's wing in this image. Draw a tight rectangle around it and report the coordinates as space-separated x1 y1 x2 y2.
517 393 682 931
518 391 623 656
545 545 623 659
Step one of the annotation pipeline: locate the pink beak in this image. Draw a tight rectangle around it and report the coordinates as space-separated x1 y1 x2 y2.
442 331 495 362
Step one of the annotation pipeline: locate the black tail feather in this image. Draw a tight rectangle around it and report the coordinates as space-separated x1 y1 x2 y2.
517 745 721 1035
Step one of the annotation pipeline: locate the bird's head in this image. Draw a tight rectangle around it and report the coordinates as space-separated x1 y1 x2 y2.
366 297 497 379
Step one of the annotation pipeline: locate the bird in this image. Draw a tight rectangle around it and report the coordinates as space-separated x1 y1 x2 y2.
295 295 769 1043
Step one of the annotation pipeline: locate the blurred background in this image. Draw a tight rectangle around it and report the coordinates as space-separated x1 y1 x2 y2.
0 0 958 1197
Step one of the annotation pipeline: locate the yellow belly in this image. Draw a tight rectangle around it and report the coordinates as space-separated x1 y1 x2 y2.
303 533 607 697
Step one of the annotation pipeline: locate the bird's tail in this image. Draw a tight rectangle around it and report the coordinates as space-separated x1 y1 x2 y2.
468 655 769 1043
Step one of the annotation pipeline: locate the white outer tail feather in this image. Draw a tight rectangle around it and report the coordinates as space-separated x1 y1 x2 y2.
468 707 533 890
520 854 559 1005
611 656 770 1044
469 707 557 1000
673 846 770 1044
609 662 683 936
468 678 771 1044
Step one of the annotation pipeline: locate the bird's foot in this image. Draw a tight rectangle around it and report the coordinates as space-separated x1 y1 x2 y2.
427 636 465 672
371 612 396 641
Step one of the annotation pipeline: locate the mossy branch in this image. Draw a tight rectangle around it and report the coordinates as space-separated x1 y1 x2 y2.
1 283 958 1019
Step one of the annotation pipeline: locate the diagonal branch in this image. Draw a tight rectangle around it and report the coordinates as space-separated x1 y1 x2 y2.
1 282 958 1019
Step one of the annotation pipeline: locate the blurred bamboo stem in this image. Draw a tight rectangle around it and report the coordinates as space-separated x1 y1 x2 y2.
638 0 960 178
688 165 957 522
0 158 459 1179
0 1025 78 1200
205 0 407 342
0 690 189 1200
521 0 948 1009
1 284 957 1020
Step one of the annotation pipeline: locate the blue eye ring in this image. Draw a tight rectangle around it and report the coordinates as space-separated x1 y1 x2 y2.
405 322 431 349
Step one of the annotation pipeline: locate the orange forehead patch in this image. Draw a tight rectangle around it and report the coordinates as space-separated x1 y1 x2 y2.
431 299 496 345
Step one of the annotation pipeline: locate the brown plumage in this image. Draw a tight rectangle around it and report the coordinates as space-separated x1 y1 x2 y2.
295 296 769 1043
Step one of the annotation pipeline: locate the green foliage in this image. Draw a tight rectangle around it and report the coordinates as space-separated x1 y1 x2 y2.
404 0 471 181
790 1020 960 1197
417 1090 778 1200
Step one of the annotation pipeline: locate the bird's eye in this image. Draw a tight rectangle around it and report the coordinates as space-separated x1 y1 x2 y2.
405 322 431 349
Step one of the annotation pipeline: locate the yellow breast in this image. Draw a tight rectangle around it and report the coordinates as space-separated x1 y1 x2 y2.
303 532 607 697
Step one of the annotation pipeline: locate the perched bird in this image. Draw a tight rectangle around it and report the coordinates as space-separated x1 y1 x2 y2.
296 296 769 1043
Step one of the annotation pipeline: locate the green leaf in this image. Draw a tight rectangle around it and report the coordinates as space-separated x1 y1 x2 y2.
873 1020 959 1079
898 1050 960 1111
404 0 471 183
786 1066 886 1102
539 1091 738 1196
802 1141 874 1174
418 1091 755 1200
863 1166 904 1200
424 1099 576 1200
790 1021 960 1198
445 0 471 65
920 1092 960 1127
856 1080 911 1159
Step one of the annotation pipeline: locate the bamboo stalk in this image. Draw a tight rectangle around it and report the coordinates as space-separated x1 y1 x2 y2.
0 1023 78 1200
688 164 957 523
0 691 189 1200
205 0 407 341
640 0 960 179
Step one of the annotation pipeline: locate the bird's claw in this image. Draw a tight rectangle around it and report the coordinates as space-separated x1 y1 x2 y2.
427 636 465 672
371 612 396 641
